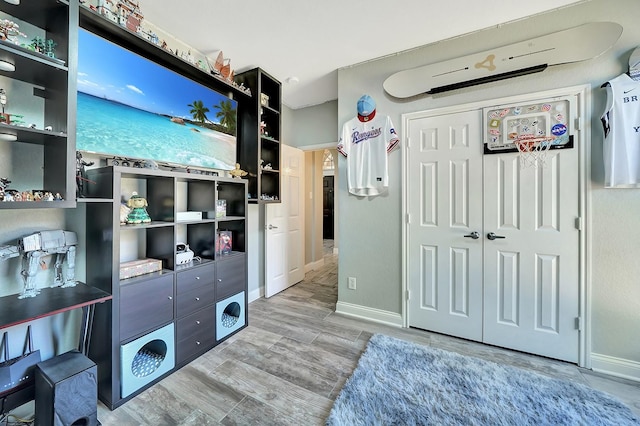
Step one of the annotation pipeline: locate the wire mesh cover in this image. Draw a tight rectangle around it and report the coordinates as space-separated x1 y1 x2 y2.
131 348 164 378
221 311 239 328
514 136 554 168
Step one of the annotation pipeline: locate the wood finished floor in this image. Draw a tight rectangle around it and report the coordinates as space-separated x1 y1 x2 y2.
98 241 640 425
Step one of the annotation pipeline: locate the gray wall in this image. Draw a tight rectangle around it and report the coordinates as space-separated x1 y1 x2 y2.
336 0 640 370
290 100 338 148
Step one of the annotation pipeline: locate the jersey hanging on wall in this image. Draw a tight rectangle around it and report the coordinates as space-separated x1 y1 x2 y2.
338 112 399 196
601 73 640 188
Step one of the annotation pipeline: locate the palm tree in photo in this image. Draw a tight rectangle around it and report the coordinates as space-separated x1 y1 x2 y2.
188 99 209 123
213 99 236 134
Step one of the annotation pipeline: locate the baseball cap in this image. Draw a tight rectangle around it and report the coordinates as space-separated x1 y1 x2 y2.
357 95 376 117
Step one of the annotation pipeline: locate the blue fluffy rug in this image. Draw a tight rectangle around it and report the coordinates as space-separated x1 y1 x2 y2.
327 334 640 425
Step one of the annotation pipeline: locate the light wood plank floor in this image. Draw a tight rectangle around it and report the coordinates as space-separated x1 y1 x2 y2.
98 241 640 424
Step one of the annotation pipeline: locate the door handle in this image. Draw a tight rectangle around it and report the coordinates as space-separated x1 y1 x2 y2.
487 232 506 240
268 224 278 230
463 231 480 240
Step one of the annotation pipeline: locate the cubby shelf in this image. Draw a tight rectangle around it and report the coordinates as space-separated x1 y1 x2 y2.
84 166 248 409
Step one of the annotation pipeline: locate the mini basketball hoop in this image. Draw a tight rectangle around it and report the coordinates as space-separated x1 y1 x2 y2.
513 136 555 168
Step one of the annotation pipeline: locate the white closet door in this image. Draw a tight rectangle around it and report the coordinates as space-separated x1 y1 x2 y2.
407 109 484 341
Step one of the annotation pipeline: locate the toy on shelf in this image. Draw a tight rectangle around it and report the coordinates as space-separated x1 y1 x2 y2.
76 151 94 198
229 163 248 179
0 88 9 125
0 230 78 299
126 192 151 224
0 177 10 201
0 19 26 43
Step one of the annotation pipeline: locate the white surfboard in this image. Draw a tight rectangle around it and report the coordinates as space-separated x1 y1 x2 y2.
383 22 623 99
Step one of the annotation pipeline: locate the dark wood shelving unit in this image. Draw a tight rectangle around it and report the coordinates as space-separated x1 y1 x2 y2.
85 166 248 409
0 0 77 209
235 68 282 203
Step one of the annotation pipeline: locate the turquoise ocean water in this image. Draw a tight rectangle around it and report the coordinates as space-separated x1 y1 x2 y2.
76 92 236 170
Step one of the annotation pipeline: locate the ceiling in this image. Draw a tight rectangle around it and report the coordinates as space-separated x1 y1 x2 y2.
138 0 585 110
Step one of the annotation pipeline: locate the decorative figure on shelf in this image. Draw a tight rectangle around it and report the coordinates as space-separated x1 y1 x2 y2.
0 177 10 201
76 151 94 198
30 36 45 54
126 192 152 224
0 230 78 299
0 19 26 43
45 39 57 59
229 163 248 179
120 202 131 224
260 121 267 135
0 88 9 125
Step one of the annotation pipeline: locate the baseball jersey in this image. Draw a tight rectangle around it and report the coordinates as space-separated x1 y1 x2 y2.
601 73 640 188
338 114 399 196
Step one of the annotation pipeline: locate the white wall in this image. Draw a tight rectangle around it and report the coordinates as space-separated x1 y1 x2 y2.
335 0 640 375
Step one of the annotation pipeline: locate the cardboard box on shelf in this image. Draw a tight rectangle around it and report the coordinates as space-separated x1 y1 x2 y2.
119 258 162 280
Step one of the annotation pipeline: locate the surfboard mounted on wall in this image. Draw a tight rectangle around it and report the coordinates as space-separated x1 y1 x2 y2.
383 22 623 99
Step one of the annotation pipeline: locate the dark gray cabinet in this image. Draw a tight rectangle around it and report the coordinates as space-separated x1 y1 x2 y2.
84 166 247 409
120 274 174 341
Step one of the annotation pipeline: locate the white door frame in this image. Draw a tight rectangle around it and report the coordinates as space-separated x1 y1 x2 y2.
401 84 592 367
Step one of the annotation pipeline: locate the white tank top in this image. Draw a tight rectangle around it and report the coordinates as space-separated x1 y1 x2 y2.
601 73 640 188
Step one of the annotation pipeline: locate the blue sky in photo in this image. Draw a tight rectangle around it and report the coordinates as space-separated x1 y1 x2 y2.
77 29 235 120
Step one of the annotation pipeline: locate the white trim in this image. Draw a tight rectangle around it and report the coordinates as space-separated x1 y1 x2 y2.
578 86 592 369
248 286 263 303
401 84 590 367
305 258 325 273
298 141 338 151
591 353 640 383
335 301 403 327
333 247 339 255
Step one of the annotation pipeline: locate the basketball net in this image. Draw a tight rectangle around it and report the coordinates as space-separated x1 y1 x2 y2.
513 136 554 168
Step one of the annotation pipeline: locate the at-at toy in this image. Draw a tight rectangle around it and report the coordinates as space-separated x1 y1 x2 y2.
0 230 78 299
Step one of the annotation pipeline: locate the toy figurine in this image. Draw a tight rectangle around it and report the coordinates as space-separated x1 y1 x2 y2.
45 39 56 59
76 151 94 198
0 177 10 201
229 163 248 179
0 230 78 298
126 192 151 224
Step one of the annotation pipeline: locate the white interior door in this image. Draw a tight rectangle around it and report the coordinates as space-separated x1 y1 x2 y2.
265 144 305 297
407 110 484 341
483 144 580 362
406 97 581 363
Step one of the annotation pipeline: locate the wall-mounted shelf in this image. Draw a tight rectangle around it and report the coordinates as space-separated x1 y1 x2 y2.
0 0 77 209
79 6 251 102
235 68 282 203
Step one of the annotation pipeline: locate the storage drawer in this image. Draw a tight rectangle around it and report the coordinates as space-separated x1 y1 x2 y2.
176 263 216 295
176 306 215 364
216 255 246 301
120 274 174 341
176 284 215 318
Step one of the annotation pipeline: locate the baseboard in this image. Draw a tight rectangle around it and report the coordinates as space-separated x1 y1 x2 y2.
590 353 640 383
248 286 263 303
335 301 403 327
305 258 325 273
